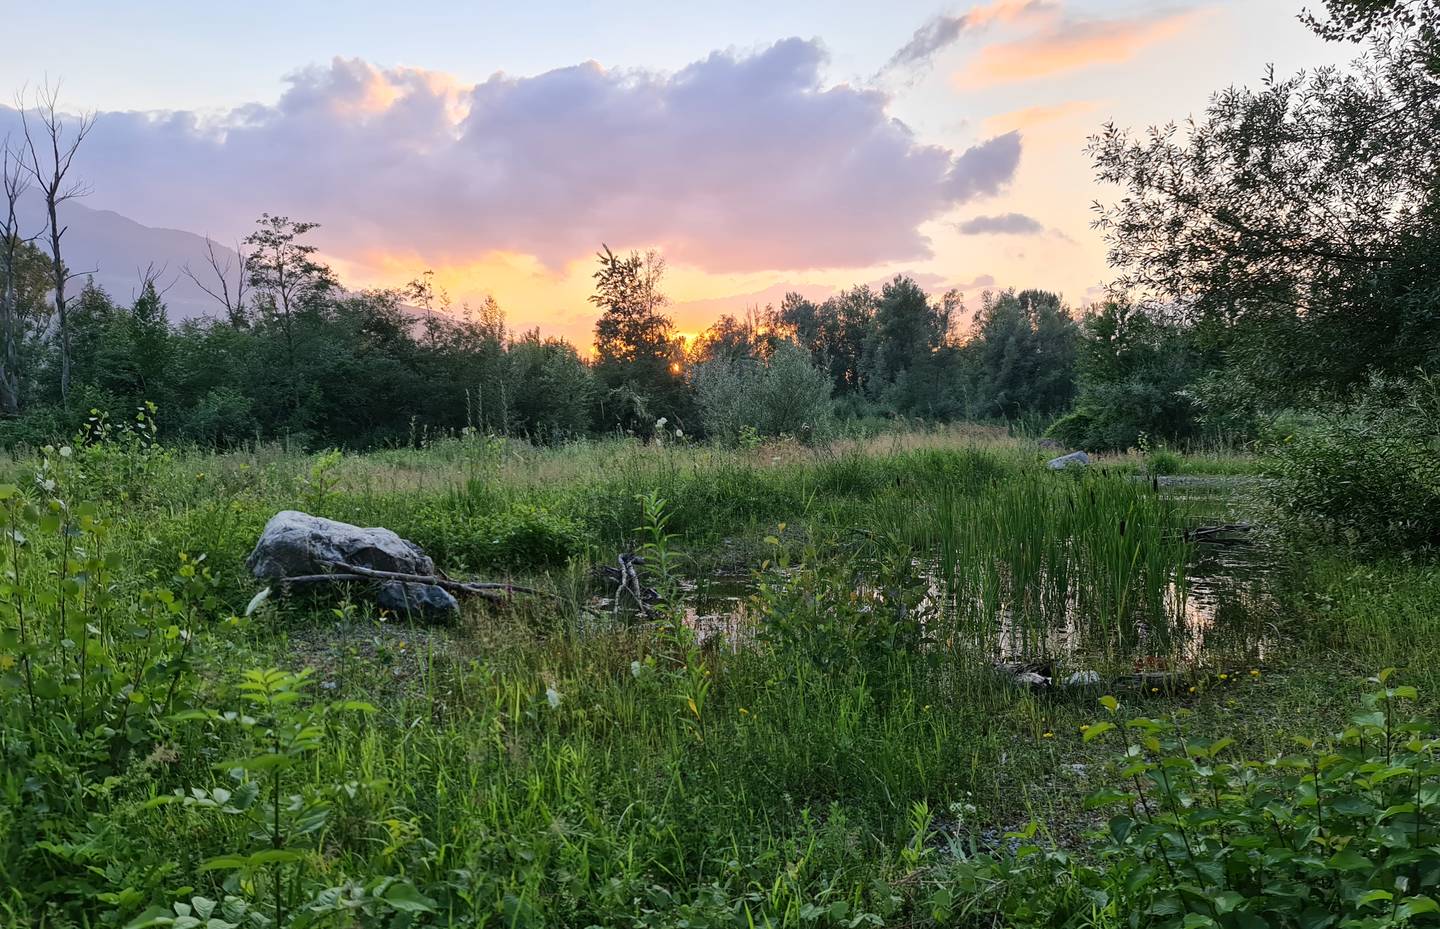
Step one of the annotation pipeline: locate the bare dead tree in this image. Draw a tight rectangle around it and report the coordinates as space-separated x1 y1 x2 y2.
0 136 37 415
18 82 96 406
136 261 176 301
182 237 250 327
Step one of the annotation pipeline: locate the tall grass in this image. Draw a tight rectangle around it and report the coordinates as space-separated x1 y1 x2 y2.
876 471 1196 670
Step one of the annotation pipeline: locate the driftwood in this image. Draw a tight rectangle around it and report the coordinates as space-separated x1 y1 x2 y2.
274 560 602 617
1181 522 1254 545
608 552 655 617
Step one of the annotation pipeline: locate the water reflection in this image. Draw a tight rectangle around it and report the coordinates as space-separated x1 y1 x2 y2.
595 536 1273 671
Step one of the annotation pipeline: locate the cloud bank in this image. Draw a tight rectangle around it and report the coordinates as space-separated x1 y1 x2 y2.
1 40 1022 274
955 212 1045 235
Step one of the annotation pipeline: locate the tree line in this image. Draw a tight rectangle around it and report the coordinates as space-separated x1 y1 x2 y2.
0 199 1082 448
0 0 1433 451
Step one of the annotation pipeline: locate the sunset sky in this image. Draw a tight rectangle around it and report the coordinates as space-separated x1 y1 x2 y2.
0 0 1351 347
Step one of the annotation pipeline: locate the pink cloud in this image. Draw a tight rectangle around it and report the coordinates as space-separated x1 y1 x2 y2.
2 42 1023 275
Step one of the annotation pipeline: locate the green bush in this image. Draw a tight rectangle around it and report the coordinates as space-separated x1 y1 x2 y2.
1140 436 1182 476
1270 375 1440 550
943 672 1440 927
694 341 833 444
401 501 585 570
1145 447 1182 476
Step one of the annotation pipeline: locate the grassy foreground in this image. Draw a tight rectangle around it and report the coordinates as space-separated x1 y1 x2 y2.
0 427 1435 928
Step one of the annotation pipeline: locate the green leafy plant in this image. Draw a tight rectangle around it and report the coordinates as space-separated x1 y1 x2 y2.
298 449 344 516
943 672 1440 927
165 668 379 926
74 402 175 503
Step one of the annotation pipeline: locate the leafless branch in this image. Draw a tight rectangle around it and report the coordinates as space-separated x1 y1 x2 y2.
137 261 177 299
182 237 250 323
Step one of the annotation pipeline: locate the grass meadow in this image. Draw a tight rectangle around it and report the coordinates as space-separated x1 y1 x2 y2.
1 425 1435 927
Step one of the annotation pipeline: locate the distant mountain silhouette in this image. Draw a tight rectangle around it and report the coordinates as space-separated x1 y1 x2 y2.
15 193 240 321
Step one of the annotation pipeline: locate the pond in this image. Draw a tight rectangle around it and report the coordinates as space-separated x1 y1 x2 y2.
592 476 1279 677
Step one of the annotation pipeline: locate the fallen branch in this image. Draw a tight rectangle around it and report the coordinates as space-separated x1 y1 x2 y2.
270 560 604 617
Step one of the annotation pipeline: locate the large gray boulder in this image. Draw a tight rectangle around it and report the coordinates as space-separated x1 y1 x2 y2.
247 511 459 621
247 510 435 578
1046 451 1090 470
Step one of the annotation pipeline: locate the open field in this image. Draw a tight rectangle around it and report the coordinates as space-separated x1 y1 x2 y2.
1 428 1436 927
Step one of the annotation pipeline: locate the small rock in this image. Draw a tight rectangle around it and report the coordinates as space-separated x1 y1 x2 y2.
1037 438 1062 451
1046 451 1090 470
376 581 459 621
1064 670 1101 687
1014 671 1049 688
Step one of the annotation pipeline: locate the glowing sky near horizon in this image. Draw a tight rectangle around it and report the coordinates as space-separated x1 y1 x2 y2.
0 0 1352 348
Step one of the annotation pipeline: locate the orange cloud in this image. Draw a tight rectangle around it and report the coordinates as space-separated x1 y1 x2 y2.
981 99 1101 136
955 9 1202 88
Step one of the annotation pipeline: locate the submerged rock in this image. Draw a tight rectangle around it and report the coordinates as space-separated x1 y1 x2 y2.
1046 451 1090 470
376 580 460 621
247 510 435 579
997 660 1053 689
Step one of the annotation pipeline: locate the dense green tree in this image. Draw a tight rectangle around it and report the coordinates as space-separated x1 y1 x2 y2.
0 235 51 415
244 214 340 412
1 144 50 416
863 279 966 417
965 289 1079 420
773 287 877 396
865 277 947 400
1088 0 1440 405
1048 301 1209 450
68 276 173 410
507 330 595 441
590 245 688 435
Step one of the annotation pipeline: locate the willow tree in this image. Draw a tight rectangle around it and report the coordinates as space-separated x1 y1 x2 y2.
1088 0 1440 403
